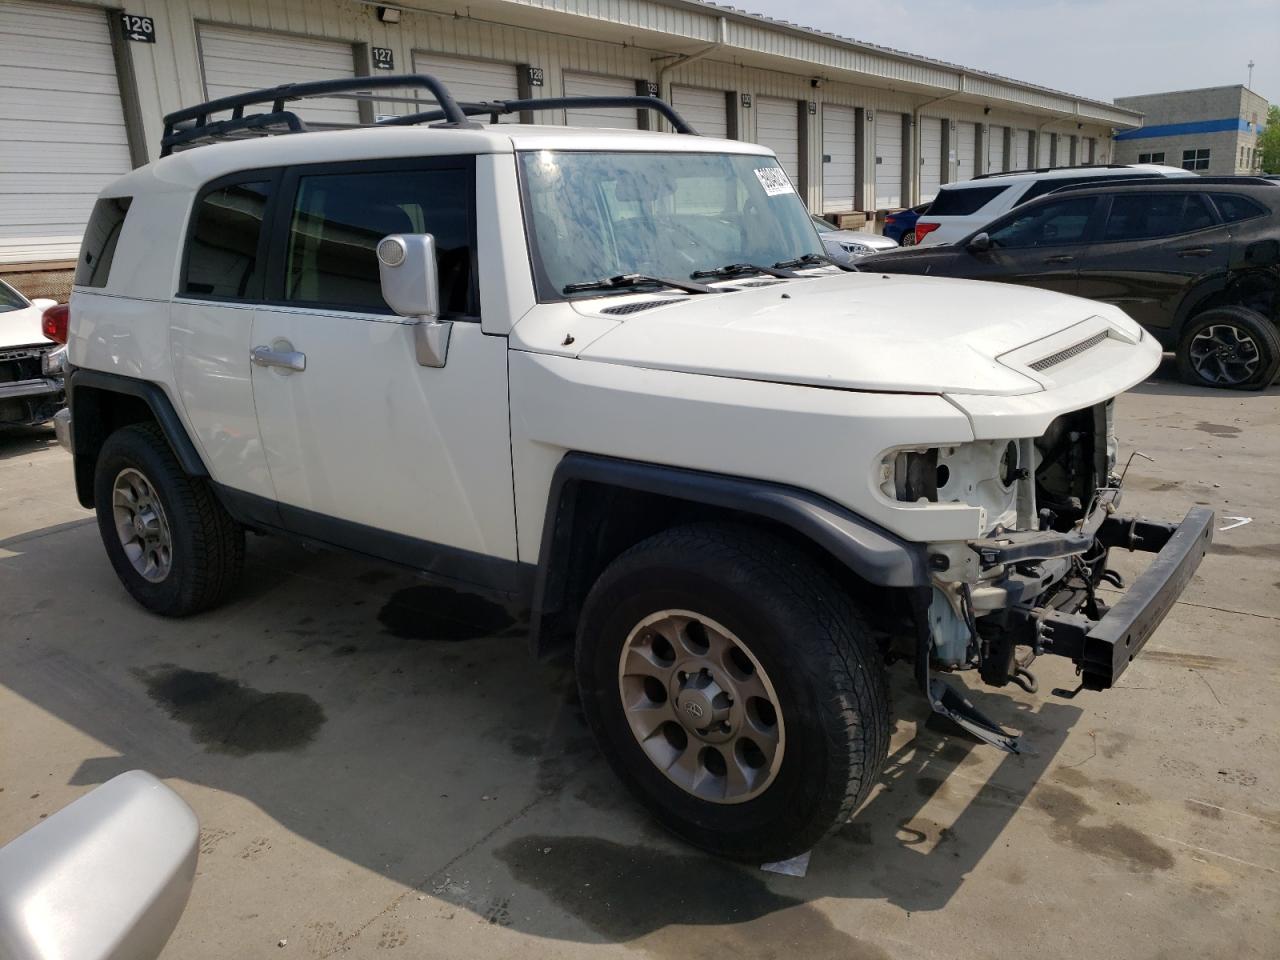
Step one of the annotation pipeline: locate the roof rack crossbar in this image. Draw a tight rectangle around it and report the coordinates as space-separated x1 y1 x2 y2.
160 73 480 155
377 95 700 135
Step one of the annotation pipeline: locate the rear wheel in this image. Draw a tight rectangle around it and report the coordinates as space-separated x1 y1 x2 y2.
899 228 917 247
575 523 890 862
93 423 244 616
1176 306 1280 390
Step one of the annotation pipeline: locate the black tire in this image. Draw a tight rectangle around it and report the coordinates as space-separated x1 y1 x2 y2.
94 422 244 616
1175 306 1280 391
575 522 890 862
899 229 917 247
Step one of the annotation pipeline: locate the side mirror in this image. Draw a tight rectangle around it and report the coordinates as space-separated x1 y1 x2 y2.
376 234 451 368
967 232 992 253
0 771 198 960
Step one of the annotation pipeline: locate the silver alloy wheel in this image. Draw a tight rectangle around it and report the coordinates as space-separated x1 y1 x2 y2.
617 610 785 804
1188 324 1261 385
112 467 173 583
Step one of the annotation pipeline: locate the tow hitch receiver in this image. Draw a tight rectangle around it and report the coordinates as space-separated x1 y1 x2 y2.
1033 506 1214 690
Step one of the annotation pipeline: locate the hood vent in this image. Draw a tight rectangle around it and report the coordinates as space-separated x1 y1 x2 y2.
600 299 679 316
1029 330 1109 372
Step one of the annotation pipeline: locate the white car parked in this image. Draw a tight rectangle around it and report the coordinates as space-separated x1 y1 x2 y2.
810 214 898 264
60 77 1210 862
0 278 66 427
914 163 1195 246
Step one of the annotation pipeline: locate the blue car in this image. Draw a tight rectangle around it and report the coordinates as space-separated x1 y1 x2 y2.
882 203 931 246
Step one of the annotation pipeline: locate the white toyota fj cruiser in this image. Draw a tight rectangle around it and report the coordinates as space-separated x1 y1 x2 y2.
60 77 1211 861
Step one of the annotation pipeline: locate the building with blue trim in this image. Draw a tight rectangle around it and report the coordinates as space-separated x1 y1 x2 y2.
1112 84 1269 175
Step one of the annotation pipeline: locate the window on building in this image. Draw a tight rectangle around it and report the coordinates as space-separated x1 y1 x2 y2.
1181 148 1210 171
284 167 476 315
988 196 1097 248
184 182 271 299
1101 193 1216 242
1137 151 1165 164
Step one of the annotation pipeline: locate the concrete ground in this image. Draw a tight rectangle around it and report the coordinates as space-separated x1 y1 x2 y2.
2 362 1277 960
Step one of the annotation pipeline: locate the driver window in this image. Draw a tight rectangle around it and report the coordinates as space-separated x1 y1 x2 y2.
989 196 1096 249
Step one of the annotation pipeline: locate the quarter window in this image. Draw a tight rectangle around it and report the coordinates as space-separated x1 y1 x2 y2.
1102 194 1216 242
76 196 132 288
1181 148 1210 171
926 185 1009 217
283 168 475 315
1212 194 1267 224
183 181 271 299
988 196 1096 248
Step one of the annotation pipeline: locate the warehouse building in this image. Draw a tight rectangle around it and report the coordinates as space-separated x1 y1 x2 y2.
0 0 1141 294
1112 84 1268 176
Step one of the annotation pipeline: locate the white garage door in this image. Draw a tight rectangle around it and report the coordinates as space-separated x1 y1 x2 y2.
821 104 856 213
955 121 976 182
755 97 800 184
198 24 359 126
563 73 638 129
413 52 518 122
988 125 1006 172
875 111 903 208
1038 131 1053 167
918 116 942 202
0 0 133 264
672 85 728 139
1015 129 1032 168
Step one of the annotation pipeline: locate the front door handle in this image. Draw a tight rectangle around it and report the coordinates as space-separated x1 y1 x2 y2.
251 345 306 372
1177 247 1213 258
1043 255 1075 264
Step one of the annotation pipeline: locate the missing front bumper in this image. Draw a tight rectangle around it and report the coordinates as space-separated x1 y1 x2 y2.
1028 506 1214 690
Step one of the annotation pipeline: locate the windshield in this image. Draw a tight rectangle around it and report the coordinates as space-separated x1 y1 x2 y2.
0 279 28 313
518 151 824 299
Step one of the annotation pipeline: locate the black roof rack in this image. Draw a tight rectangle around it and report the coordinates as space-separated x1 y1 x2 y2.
160 73 698 155
970 163 1145 180
1046 175 1279 195
378 96 699 135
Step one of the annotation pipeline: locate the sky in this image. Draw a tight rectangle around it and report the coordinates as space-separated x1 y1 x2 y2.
734 0 1279 106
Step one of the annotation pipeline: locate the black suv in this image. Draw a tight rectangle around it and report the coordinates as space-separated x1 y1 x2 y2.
865 179 1280 389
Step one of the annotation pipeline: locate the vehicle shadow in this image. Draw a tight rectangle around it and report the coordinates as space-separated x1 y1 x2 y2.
0 424 57 462
0 522 1081 951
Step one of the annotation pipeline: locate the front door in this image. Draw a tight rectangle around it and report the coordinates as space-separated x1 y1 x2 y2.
248 158 518 585
965 194 1101 296
1075 191 1230 338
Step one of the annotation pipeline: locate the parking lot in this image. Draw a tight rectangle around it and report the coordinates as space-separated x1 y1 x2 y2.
1 360 1277 960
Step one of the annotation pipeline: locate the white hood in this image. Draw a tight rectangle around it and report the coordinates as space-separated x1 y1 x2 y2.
554 272 1153 396
0 302 54 350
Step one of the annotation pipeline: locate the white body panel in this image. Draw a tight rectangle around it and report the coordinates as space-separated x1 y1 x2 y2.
197 25 360 126
754 97 800 184
821 104 857 213
563 73 639 129
919 117 942 202
0 0 132 264
671 86 729 140
874 112 903 208
0 291 53 350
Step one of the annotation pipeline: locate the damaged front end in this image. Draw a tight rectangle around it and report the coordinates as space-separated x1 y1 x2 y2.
886 401 1213 752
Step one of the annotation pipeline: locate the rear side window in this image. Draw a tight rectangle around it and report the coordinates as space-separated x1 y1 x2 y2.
183 181 272 299
75 196 132 288
1102 194 1216 242
927 185 1009 217
1212 194 1268 224
283 168 475 315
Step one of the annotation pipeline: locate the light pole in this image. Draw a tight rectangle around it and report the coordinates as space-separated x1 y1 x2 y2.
1247 60 1255 89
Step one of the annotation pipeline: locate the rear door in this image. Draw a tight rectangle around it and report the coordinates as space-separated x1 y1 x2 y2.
1076 191 1229 336
959 194 1101 295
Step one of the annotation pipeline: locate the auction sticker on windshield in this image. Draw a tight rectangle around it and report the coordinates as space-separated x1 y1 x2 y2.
754 166 794 196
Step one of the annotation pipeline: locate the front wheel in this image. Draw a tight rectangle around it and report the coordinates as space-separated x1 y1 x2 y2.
1175 306 1280 390
575 523 890 862
93 423 245 616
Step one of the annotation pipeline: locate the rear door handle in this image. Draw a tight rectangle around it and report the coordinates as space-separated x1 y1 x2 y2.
251 345 306 372
1177 247 1213 258
1043 255 1075 264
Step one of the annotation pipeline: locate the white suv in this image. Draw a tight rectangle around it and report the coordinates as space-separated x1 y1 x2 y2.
60 76 1211 862
915 163 1194 246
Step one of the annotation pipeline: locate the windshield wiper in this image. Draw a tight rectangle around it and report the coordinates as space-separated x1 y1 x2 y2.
773 252 853 271
689 262 797 281
562 274 718 295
